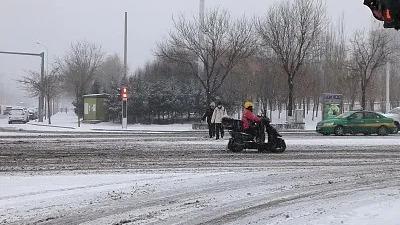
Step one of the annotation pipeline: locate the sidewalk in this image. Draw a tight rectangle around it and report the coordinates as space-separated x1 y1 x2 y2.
0 112 194 133
0 112 318 134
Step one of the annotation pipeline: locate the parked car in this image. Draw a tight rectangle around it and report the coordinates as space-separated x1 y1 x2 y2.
316 111 397 136
28 108 38 120
3 106 12 115
8 108 29 124
383 107 400 130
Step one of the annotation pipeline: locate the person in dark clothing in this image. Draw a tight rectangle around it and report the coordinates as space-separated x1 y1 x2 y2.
202 102 216 138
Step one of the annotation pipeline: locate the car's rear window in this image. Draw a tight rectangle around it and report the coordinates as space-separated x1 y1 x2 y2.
10 109 24 115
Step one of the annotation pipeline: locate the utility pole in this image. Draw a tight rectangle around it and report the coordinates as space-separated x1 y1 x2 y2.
0 50 45 122
122 12 128 129
40 52 45 122
36 42 50 118
386 62 391 113
124 12 128 81
198 0 206 103
200 0 205 21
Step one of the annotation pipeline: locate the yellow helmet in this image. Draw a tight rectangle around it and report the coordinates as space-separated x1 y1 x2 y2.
244 101 254 109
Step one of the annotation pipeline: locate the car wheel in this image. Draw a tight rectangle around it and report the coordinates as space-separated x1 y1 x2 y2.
377 126 388 136
394 122 400 134
334 126 344 136
393 125 399 134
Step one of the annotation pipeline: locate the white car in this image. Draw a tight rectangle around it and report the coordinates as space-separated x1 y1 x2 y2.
8 108 29 124
383 107 400 129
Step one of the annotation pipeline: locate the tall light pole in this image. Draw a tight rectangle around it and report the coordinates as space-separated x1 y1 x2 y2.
200 0 205 21
386 62 391 113
0 51 45 122
36 42 49 73
36 42 49 118
124 12 128 81
122 12 128 129
199 0 206 102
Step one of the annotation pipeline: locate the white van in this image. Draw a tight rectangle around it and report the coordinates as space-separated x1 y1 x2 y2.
8 108 29 124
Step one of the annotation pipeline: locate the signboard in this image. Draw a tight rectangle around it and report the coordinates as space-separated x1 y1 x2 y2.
321 93 343 121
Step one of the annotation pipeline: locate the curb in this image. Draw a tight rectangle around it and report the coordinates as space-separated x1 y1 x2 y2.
90 128 207 133
0 127 24 132
26 123 76 130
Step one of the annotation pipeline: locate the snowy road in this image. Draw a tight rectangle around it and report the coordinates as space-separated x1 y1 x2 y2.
1 131 400 224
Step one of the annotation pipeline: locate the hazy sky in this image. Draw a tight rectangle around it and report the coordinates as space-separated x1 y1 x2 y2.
0 0 373 105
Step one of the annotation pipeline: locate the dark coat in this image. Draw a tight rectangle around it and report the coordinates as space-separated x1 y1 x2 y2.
202 107 214 124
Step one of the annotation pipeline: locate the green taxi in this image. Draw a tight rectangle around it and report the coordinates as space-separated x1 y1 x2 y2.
316 111 398 136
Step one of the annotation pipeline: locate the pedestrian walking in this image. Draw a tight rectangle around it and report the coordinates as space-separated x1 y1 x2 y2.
211 101 228 140
202 102 216 138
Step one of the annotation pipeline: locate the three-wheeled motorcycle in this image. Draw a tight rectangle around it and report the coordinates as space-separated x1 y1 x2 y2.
222 117 286 153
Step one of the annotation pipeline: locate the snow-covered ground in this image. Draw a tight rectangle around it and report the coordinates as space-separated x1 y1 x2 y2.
1 169 399 225
2 110 400 224
0 112 193 132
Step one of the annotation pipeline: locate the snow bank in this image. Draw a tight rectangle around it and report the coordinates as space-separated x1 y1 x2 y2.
0 111 193 132
0 110 324 133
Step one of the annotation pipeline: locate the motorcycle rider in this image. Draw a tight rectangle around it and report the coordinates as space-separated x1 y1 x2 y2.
241 101 261 137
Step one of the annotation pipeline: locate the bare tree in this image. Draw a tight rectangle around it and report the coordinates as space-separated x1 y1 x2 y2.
256 0 325 117
43 71 61 124
157 9 257 105
18 72 43 99
18 69 60 124
350 29 392 110
57 41 103 127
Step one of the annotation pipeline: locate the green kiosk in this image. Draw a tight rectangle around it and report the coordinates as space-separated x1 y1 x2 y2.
321 93 343 121
83 94 109 123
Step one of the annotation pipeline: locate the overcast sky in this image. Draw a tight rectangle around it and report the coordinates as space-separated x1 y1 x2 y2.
0 0 373 106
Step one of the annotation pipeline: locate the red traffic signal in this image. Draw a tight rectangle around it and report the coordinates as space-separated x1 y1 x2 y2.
121 87 128 100
383 9 393 22
364 0 400 29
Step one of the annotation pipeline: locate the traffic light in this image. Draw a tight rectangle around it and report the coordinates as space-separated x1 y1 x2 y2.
121 87 128 100
116 87 121 100
364 0 400 29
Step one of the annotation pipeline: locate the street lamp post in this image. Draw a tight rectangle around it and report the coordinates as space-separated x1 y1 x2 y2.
386 62 391 113
36 42 49 118
198 0 206 103
0 50 45 122
36 42 49 73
